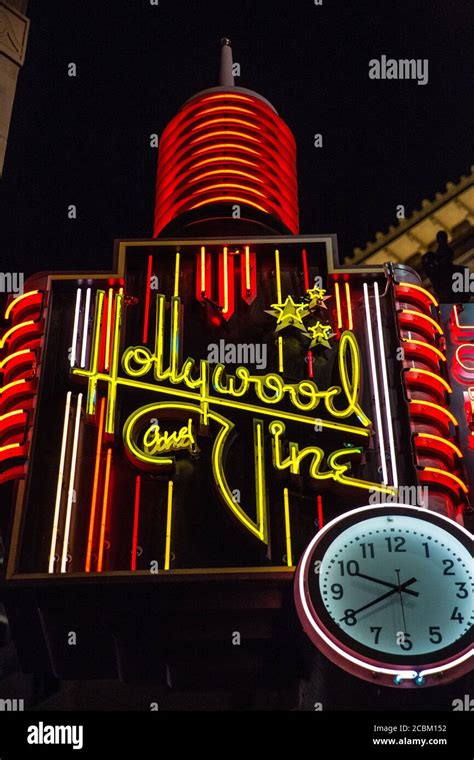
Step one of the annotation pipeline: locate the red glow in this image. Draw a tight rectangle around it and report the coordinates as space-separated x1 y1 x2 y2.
317 495 324 528
131 475 141 571
143 255 153 344
302 249 309 290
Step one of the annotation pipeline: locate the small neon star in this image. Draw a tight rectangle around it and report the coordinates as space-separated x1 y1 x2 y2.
265 295 309 334
305 286 331 311
307 321 335 349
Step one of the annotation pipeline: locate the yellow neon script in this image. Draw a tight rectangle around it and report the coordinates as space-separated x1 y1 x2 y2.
143 418 198 456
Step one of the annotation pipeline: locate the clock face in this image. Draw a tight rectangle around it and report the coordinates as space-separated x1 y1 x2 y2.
295 505 474 686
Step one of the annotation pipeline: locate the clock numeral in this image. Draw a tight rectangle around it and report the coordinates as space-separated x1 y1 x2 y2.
342 609 357 626
450 607 464 624
429 626 442 644
385 536 406 553
337 560 360 577
442 559 455 576
370 626 382 644
396 631 412 650
455 582 468 599
360 542 375 559
330 583 344 600
422 542 430 558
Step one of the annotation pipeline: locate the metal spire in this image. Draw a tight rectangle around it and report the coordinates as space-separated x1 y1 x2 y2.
219 38 235 87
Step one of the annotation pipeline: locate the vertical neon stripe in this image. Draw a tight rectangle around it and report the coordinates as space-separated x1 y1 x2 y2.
278 336 284 373
86 291 105 417
200 246 206 295
345 282 353 330
131 475 141 571
80 288 91 368
143 255 153 344
374 281 399 489
283 487 293 567
104 288 113 370
363 283 388 486
97 448 112 572
85 397 106 572
49 392 72 573
275 249 282 304
222 246 229 314
317 494 324 529
302 248 309 290
60 393 83 573
244 245 251 293
164 480 174 570
70 289 82 367
105 293 124 434
174 252 180 298
335 282 342 329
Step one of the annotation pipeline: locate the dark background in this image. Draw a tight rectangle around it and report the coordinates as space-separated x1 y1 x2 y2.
0 0 472 275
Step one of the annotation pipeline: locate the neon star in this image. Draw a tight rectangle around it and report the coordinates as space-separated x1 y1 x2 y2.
305 286 331 311
265 296 309 334
308 321 335 349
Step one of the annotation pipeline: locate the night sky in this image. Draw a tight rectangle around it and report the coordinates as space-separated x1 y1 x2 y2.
0 0 472 276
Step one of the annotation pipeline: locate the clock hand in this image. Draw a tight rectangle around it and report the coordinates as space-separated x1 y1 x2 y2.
396 569 408 633
340 577 418 621
355 571 419 597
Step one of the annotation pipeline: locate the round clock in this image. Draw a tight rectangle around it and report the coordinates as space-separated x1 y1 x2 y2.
294 504 473 687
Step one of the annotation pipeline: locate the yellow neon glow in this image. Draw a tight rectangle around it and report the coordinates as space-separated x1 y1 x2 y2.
194 143 260 157
199 105 253 116
422 467 468 493
335 283 342 329
400 309 443 335
192 169 264 184
0 378 27 397
192 182 266 199
0 321 35 350
49 391 72 573
275 249 282 304
97 448 112 571
191 130 260 145
0 442 21 454
200 246 206 295
191 117 259 131
407 368 452 393
0 409 26 430
269 420 395 495
278 336 284 373
144 418 197 457
190 196 267 214
105 293 124 434
283 488 293 567
402 338 446 362
0 349 31 371
194 155 257 169
244 245 251 293
415 433 462 458
104 288 113 370
222 247 229 314
254 420 268 544
164 480 174 570
345 282 353 330
397 281 439 307
409 399 458 426
174 252 180 298
86 291 105 417
4 291 40 320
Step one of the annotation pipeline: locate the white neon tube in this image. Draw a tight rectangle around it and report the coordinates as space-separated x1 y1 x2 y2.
60 393 83 573
70 289 82 367
373 281 399 489
48 391 72 573
363 283 388 485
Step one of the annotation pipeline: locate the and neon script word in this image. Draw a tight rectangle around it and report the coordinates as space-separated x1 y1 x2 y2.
144 418 198 458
